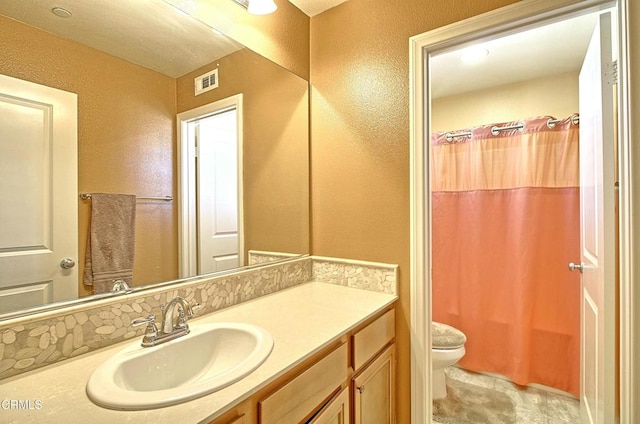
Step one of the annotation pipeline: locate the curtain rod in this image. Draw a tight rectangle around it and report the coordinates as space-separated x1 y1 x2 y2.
490 122 524 136
444 113 580 143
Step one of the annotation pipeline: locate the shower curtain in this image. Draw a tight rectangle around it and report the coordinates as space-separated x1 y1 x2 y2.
431 115 580 396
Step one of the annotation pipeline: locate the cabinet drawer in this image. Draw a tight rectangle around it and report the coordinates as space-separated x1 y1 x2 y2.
260 342 348 424
208 413 246 424
352 309 395 371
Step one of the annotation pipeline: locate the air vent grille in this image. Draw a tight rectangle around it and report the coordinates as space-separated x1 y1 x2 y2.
195 69 218 95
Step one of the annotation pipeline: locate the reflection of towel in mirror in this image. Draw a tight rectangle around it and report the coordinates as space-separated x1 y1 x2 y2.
83 193 136 294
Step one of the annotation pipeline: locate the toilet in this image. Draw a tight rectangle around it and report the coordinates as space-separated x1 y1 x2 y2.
432 322 467 400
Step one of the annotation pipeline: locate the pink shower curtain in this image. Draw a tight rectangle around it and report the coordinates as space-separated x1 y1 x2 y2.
431 115 581 396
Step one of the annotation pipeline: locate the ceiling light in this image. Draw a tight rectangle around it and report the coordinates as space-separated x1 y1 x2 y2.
51 7 72 18
232 0 277 15
460 46 489 64
247 0 277 15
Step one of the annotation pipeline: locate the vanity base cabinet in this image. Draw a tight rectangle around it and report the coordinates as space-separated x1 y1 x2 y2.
259 342 348 424
352 345 396 424
207 306 395 424
308 386 351 424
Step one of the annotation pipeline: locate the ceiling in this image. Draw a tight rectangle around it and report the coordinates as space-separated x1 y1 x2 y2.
0 0 243 78
431 12 602 98
0 0 348 78
288 0 348 16
1 1 603 92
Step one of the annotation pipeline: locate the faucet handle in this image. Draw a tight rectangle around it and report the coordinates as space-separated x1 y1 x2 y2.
131 314 156 328
176 302 201 328
130 315 158 347
131 314 158 335
188 301 201 317
175 305 187 328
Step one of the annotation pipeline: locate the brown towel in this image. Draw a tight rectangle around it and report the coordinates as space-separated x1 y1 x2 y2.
83 193 136 294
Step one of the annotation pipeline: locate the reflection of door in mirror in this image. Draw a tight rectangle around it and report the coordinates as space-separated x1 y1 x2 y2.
178 95 244 278
193 108 241 274
0 74 78 313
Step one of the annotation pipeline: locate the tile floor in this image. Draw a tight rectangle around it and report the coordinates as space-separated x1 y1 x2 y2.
434 366 580 424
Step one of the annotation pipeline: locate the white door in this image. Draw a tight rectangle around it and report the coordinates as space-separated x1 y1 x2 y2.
0 74 78 314
576 12 616 424
196 109 239 274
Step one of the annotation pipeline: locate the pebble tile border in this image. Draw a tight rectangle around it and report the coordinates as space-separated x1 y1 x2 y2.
312 256 398 295
248 250 301 265
0 255 397 381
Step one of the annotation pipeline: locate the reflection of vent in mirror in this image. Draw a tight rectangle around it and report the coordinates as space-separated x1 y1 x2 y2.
195 69 218 95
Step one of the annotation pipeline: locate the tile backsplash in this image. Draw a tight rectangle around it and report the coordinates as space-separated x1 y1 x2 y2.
248 250 301 265
312 256 398 295
0 255 397 381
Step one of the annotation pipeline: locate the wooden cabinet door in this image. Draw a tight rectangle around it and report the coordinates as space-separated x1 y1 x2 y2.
352 345 395 424
309 387 350 424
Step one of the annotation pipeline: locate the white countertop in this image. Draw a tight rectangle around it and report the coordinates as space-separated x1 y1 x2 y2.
0 282 397 424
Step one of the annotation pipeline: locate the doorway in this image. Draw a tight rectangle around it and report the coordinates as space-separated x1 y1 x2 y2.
430 11 609 424
0 74 78 313
409 1 634 423
177 94 244 278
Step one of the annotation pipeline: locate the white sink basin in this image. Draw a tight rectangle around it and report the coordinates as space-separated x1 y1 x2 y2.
86 322 273 410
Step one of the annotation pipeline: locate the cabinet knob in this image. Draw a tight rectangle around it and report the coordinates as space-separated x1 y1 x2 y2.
357 385 365 393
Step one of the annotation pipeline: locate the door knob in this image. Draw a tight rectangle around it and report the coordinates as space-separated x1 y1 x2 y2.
60 258 76 269
568 262 584 273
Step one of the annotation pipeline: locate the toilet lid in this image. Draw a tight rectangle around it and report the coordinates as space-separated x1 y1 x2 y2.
432 322 466 349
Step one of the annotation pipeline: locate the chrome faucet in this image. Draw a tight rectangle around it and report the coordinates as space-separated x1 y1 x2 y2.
130 296 200 347
111 279 131 292
161 296 196 333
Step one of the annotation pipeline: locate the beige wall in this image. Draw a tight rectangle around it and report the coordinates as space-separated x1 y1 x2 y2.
176 49 310 261
0 15 178 296
165 0 310 80
309 1 518 422
432 71 580 132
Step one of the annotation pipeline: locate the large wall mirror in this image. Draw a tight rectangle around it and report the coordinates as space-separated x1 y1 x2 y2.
0 0 309 318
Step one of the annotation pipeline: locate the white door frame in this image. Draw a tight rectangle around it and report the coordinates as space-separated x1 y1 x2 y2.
177 94 244 278
409 1 637 423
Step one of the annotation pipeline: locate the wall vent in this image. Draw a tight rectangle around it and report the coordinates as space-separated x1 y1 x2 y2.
194 69 218 95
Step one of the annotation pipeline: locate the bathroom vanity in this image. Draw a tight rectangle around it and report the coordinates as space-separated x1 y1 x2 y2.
227 307 396 424
0 281 397 424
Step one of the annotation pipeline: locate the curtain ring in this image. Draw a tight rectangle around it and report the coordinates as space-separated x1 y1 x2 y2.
571 114 580 125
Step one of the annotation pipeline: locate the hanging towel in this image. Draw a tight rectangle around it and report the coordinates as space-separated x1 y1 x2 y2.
83 193 136 294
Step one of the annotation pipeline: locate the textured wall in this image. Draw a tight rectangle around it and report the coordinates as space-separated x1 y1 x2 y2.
432 71 580 132
176 49 310 262
309 1 518 422
0 15 178 296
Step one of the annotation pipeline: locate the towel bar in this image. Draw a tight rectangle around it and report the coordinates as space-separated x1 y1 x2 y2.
80 193 173 201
